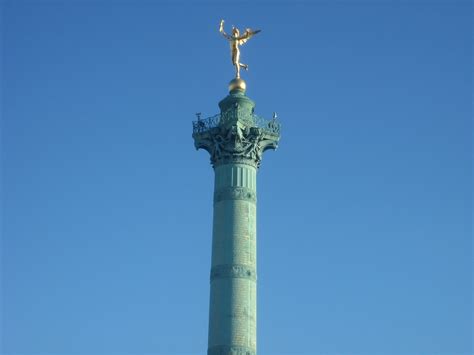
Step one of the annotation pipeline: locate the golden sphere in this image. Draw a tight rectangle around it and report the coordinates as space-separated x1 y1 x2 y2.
229 78 246 93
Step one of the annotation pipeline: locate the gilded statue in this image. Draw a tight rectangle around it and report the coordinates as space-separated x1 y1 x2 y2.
219 20 261 79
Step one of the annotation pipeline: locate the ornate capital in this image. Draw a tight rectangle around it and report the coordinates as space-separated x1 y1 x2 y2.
193 107 280 168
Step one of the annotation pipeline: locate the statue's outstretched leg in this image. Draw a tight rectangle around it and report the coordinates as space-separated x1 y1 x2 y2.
240 63 248 71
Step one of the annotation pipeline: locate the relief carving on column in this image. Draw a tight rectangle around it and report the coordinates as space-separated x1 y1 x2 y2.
210 264 257 282
214 186 257 203
208 345 256 355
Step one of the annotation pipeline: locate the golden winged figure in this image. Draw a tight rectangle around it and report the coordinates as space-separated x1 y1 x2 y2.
219 20 261 79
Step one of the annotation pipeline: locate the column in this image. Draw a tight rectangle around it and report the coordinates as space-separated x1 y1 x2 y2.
208 163 257 355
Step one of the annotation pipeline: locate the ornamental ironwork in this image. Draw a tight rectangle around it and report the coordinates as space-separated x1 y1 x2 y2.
193 110 280 136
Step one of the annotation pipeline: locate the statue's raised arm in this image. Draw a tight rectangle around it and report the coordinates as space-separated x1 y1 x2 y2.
219 20 233 40
219 19 261 79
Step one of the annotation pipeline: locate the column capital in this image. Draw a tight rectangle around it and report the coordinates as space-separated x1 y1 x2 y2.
193 92 280 169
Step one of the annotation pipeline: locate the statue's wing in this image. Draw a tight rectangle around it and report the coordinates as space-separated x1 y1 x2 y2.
237 29 261 45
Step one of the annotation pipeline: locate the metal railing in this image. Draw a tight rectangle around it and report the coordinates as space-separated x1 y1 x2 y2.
192 111 280 136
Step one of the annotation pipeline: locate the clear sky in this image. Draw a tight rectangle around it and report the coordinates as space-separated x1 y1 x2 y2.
1 0 472 354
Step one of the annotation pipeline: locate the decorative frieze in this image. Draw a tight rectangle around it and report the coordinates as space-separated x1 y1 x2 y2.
214 187 256 203
208 345 256 355
210 264 257 282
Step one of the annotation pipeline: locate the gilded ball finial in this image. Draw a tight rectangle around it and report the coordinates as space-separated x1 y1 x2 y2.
229 78 246 93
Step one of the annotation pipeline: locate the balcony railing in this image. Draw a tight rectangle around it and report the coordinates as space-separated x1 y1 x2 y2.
192 111 280 136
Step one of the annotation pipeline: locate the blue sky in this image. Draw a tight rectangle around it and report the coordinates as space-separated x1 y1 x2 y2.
1 0 472 354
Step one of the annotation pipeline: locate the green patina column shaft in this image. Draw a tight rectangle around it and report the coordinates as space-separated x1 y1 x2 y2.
193 79 280 355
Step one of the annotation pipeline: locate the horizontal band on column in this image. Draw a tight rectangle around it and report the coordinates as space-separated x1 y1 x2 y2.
210 264 257 282
208 345 256 355
214 187 257 203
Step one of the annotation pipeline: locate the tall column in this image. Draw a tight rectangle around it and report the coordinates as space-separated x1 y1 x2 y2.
193 79 280 355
